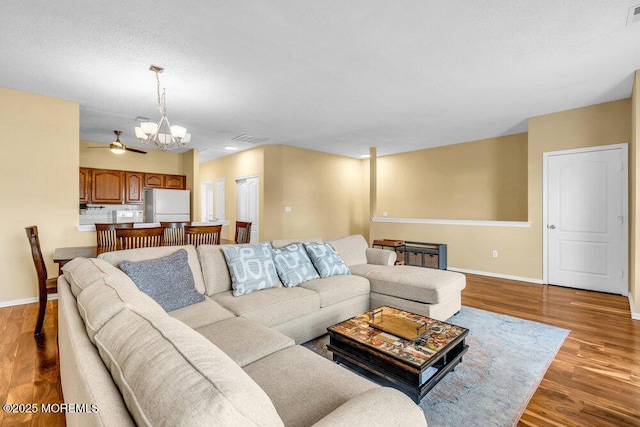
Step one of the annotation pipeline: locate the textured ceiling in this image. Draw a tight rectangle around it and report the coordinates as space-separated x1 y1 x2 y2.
2 1 640 162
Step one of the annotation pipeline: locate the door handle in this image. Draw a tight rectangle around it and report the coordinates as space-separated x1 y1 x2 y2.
547 224 556 230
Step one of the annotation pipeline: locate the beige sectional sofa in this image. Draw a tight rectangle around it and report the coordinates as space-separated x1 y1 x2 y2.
58 234 466 426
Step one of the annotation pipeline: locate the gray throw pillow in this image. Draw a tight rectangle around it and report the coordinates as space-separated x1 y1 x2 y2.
304 242 351 278
119 249 204 312
221 243 281 296
272 243 320 287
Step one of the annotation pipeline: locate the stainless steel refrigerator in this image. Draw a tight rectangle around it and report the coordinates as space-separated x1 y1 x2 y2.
144 189 191 223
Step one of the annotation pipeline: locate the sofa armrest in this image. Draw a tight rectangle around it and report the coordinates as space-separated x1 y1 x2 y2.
365 248 397 266
311 387 427 427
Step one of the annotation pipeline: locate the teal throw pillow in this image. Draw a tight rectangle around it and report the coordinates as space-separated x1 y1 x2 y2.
221 243 281 296
304 242 351 278
272 243 320 287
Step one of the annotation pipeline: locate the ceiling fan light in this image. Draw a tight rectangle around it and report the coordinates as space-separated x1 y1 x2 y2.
170 125 187 139
141 122 158 136
110 143 126 154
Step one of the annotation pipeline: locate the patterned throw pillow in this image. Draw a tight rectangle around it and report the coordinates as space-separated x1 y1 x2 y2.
221 243 281 296
304 242 351 278
272 243 320 287
119 249 204 312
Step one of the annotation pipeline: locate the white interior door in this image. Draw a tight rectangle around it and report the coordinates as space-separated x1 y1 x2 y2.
236 176 259 243
201 181 213 221
546 146 627 295
215 179 225 221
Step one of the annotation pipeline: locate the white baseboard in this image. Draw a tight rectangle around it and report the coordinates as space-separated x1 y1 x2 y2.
0 294 58 309
448 267 544 285
629 293 640 320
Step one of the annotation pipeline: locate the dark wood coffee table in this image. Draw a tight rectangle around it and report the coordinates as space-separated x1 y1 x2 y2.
327 306 469 403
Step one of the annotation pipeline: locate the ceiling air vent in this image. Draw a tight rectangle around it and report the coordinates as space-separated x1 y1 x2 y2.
231 134 269 144
627 4 640 26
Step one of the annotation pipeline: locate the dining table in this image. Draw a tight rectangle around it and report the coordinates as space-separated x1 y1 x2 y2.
53 239 236 275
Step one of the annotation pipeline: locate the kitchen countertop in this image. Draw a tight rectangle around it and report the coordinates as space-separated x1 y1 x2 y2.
76 221 229 232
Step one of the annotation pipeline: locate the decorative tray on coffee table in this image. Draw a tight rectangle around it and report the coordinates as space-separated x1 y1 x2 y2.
367 307 444 340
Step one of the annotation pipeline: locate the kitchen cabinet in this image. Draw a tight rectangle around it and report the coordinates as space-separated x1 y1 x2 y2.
91 169 124 204
125 172 144 204
164 174 186 190
144 173 164 188
79 167 91 203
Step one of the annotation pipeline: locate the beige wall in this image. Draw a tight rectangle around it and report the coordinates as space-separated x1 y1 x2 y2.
376 133 528 221
198 145 367 242
372 99 632 282
198 147 265 240
631 71 640 317
1 87 92 304
277 145 366 240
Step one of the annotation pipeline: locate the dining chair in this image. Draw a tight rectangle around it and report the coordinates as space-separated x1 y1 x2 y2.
184 225 222 247
25 226 58 335
115 227 165 250
235 221 252 244
161 221 191 246
95 222 134 250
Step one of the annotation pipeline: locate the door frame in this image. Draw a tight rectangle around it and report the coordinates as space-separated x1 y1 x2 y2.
235 174 259 243
542 143 628 290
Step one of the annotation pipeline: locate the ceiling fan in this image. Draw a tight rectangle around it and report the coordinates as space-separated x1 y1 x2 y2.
87 131 147 154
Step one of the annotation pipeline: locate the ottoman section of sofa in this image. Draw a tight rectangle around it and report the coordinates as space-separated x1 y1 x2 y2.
196 317 294 367
213 287 320 327
350 264 465 304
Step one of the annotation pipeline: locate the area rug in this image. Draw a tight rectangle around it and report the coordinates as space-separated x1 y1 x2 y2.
302 306 569 427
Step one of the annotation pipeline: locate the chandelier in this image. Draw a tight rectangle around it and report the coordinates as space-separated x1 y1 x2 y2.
134 65 191 151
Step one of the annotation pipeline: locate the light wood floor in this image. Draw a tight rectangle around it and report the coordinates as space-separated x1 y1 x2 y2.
0 275 638 426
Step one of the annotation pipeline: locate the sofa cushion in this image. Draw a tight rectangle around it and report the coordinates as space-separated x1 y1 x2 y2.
212 287 320 327
244 346 377 427
76 271 165 344
95 308 284 427
299 275 370 308
197 244 233 295
221 243 282 296
272 243 320 287
119 249 204 312
350 264 466 304
62 257 112 297
196 317 294 367
168 296 235 329
98 245 206 295
305 242 351 278
327 235 368 267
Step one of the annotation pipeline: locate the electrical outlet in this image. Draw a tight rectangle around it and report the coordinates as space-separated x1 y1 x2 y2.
492 250 498 258
382 211 388 217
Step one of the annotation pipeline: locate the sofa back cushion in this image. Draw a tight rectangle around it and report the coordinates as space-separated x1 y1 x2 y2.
62 257 112 298
95 308 284 427
327 235 368 267
197 244 233 295
98 245 206 294
76 272 165 344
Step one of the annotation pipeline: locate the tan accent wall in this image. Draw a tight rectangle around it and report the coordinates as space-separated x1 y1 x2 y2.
278 145 366 240
0 87 92 304
372 99 631 282
198 147 265 240
198 145 367 242
181 149 200 221
79 140 184 173
376 133 528 221
631 71 640 317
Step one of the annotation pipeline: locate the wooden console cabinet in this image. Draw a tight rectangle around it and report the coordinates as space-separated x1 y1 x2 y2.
373 240 447 270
